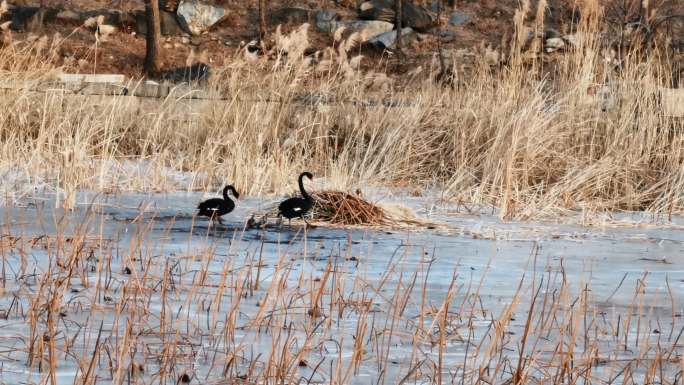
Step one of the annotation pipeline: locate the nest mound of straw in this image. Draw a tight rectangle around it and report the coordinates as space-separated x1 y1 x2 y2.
311 191 385 226
310 190 444 229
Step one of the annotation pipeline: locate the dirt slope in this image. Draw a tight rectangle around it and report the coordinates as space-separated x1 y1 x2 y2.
5 0 684 77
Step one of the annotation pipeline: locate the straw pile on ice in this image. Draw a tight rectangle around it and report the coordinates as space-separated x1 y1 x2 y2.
311 190 443 229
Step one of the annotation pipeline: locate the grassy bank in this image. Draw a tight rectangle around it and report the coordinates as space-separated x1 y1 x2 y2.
0 5 682 220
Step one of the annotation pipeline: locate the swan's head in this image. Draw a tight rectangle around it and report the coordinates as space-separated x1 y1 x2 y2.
301 171 313 180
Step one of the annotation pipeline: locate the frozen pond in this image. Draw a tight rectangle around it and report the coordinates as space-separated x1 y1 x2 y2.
0 191 682 384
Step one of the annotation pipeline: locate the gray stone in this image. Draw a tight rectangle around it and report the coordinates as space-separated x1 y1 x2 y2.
58 74 126 84
368 27 413 48
358 0 435 32
448 11 467 26
55 10 82 23
315 9 339 33
161 11 183 35
80 9 135 27
9 6 60 32
544 37 565 53
439 28 456 43
563 33 584 48
543 28 561 39
342 20 394 42
176 0 227 36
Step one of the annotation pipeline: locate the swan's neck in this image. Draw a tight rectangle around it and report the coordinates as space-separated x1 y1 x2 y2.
299 176 311 201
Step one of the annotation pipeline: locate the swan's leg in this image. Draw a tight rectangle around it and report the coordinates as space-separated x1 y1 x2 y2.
303 216 315 229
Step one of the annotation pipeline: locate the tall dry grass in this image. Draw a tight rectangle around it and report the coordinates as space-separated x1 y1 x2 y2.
0 0 681 219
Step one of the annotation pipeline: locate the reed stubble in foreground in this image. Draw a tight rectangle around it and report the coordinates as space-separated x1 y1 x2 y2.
0 202 681 384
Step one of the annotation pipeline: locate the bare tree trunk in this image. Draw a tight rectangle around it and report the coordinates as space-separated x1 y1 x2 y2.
144 0 162 76
259 0 268 43
395 0 402 52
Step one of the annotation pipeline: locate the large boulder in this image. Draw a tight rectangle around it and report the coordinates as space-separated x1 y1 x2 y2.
544 37 565 53
80 9 135 27
358 0 435 31
368 27 414 49
176 0 227 36
315 9 339 33
341 20 394 42
6 6 61 32
448 11 468 26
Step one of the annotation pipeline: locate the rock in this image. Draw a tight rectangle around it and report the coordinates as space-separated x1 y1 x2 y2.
315 9 339 33
368 27 413 48
55 9 82 23
545 37 565 53
448 11 468 26
176 0 227 36
341 20 394 42
483 46 500 66
80 9 135 28
270 7 313 25
543 28 561 39
439 28 456 43
5 6 36 31
58 74 126 83
564 33 584 48
358 0 436 32
135 9 183 36
96 24 117 41
24 7 52 32
166 12 181 35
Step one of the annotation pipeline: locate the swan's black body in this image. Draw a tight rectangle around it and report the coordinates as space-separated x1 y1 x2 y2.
198 185 239 225
278 172 314 226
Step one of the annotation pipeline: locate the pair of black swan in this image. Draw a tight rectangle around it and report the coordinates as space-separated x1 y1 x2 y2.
197 172 314 226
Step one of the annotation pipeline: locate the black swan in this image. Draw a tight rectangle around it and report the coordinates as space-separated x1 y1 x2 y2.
278 172 314 226
197 185 239 225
